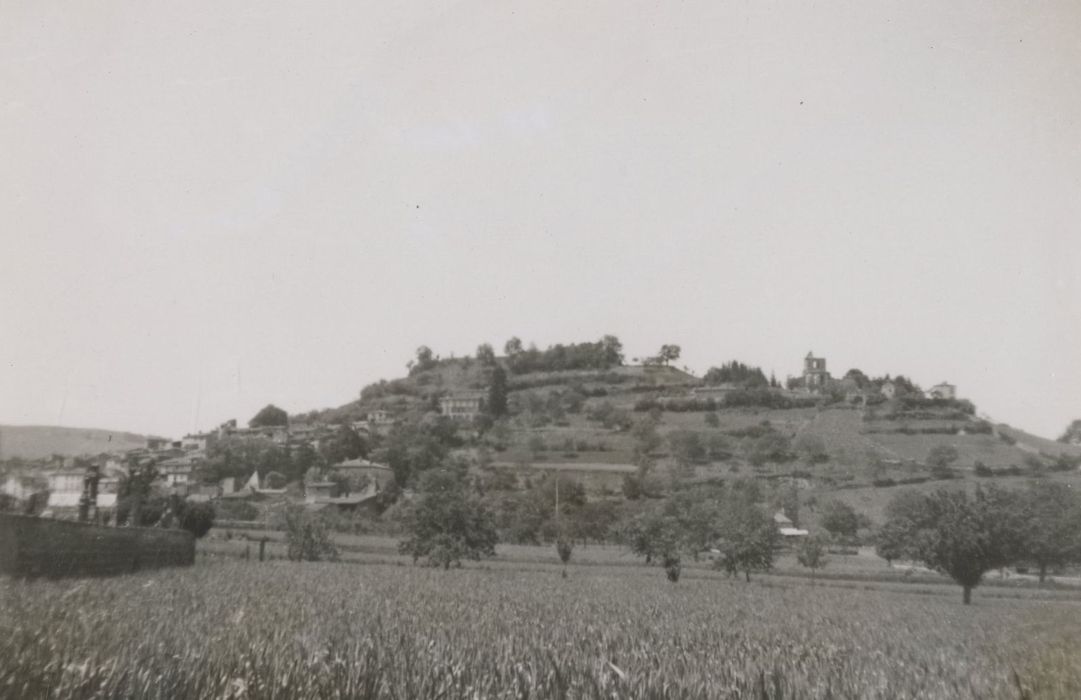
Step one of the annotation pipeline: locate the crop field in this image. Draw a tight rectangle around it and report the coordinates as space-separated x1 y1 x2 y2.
4 561 1081 699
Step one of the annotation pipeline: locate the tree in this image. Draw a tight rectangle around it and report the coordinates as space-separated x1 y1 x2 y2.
1057 419 1081 445
249 404 288 428
875 518 910 566
1018 480 1081 583
623 511 683 566
319 425 368 466
117 458 161 527
654 344 681 366
748 431 793 467
476 343 497 365
796 536 828 578
713 499 779 581
281 505 339 562
819 499 859 541
504 337 524 357
881 486 1024 603
599 335 624 366
703 361 768 387
843 368 870 389
398 470 498 569
556 538 573 578
174 498 215 539
409 345 438 375
264 471 287 489
704 412 720 428
927 444 960 470
487 365 508 418
668 430 706 468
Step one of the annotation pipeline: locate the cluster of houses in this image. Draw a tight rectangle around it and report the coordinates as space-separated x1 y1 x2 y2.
793 352 956 402
0 416 398 521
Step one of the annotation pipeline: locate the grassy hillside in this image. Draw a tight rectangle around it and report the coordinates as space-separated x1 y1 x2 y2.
0 425 149 460
310 351 1081 532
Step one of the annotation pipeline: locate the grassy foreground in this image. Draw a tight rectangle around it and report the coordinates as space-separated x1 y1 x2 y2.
3 561 1081 699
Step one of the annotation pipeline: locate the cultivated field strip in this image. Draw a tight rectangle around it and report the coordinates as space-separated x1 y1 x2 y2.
2 561 1080 698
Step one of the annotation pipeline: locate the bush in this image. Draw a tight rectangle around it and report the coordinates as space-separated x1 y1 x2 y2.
176 500 215 538
974 461 993 477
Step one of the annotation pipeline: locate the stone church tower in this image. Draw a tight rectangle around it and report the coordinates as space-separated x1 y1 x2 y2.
802 351 830 390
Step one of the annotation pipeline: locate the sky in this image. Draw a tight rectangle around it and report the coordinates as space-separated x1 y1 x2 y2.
1 1 1078 441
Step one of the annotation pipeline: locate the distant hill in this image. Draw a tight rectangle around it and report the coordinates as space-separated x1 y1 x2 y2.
0 425 150 460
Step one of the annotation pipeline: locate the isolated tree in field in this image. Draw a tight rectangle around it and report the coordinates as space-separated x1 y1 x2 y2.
476 343 496 365
881 486 1024 604
556 537 573 578
487 365 508 418
399 469 498 569
281 505 339 562
819 499 860 541
713 500 779 581
623 511 683 566
796 536 828 579
1018 480 1081 584
249 404 288 428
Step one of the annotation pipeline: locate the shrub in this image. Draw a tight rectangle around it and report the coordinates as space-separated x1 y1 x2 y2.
974 461 993 477
176 500 215 538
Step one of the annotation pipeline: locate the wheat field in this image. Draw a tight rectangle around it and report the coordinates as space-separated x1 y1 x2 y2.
2 560 1080 699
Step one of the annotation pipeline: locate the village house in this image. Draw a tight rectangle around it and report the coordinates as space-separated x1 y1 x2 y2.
159 453 204 491
439 392 485 421
773 511 809 538
367 409 393 425
881 380 898 399
927 382 957 400
331 457 393 490
305 481 381 514
1 473 44 502
181 433 214 452
45 468 85 508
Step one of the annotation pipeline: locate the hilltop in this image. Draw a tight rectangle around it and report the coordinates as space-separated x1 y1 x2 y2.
0 425 151 460
301 340 1081 528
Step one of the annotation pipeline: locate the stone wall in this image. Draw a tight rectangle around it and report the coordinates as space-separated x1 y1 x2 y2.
0 513 194 578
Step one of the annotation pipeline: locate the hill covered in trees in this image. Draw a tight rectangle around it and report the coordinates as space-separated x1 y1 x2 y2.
291 337 1081 538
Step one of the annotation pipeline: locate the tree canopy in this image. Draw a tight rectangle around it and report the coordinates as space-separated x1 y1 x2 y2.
880 486 1024 603
399 469 499 569
703 361 768 387
249 404 288 428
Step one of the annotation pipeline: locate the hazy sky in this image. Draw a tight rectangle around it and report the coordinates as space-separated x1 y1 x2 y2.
2 1 1078 441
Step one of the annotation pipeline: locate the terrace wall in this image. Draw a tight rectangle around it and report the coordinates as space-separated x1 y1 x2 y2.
0 513 194 578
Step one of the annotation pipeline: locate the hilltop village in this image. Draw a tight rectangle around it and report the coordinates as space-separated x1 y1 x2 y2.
2 338 1079 542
